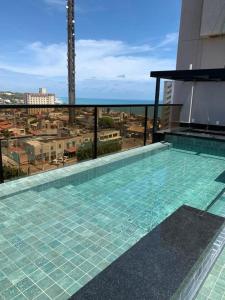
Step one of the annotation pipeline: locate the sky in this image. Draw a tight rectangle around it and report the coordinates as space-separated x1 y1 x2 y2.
0 0 182 100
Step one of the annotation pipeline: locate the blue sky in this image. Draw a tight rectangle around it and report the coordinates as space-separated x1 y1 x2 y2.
0 0 181 100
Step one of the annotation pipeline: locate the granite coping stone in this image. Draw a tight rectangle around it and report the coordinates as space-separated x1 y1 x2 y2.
70 205 225 300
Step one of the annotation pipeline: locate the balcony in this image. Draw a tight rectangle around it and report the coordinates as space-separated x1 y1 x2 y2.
0 96 225 300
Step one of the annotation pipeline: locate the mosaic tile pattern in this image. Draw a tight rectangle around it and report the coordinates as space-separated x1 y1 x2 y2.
165 134 225 157
195 194 225 300
1 142 225 299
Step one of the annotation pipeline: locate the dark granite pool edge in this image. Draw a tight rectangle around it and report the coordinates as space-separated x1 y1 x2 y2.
70 205 225 300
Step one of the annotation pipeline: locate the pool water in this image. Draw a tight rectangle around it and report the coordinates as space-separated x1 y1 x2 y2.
1 147 225 299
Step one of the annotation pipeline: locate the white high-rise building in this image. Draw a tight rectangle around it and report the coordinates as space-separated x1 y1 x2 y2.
174 0 225 126
25 88 55 105
39 88 47 94
163 81 174 104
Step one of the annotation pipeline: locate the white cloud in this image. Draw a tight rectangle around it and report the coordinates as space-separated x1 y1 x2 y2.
0 35 177 98
157 32 178 48
0 37 176 80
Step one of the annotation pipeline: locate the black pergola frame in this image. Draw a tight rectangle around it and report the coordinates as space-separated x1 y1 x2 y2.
150 68 225 142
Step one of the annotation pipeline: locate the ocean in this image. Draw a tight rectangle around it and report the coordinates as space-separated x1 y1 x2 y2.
58 97 154 105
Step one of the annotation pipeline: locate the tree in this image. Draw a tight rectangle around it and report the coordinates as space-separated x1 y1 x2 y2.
3 166 25 180
77 140 122 161
98 117 115 129
1 129 14 139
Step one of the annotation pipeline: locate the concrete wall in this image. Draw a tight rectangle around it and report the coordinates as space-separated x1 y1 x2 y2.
174 0 225 125
201 0 225 37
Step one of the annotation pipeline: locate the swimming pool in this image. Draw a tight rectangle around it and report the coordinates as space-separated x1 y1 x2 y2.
1 141 225 299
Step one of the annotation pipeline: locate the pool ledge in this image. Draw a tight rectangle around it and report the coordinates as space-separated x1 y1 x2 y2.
0 142 171 198
70 205 225 300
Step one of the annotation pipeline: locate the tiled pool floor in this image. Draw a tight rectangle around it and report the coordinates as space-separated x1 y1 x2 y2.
1 148 225 299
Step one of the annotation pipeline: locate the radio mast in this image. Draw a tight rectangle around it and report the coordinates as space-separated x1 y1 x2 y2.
67 0 76 123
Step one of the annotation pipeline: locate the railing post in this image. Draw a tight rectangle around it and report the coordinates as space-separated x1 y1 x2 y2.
0 140 4 184
144 106 148 146
93 106 98 159
153 77 161 143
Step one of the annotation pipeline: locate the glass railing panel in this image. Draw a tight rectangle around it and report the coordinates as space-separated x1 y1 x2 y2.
97 106 145 157
0 104 182 182
146 106 154 145
157 105 182 132
0 107 94 181
72 107 94 162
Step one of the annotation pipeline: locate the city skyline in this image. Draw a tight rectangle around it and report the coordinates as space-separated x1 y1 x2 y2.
0 0 181 100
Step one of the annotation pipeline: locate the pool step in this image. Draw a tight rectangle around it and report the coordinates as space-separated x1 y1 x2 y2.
70 205 225 300
208 194 225 217
175 225 225 300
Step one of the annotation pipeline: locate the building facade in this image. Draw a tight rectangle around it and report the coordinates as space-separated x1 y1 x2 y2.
25 88 55 105
163 81 174 105
174 0 225 126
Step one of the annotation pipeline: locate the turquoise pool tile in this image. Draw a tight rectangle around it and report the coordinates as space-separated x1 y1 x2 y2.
49 269 66 282
16 277 33 292
13 293 28 300
2 263 19 277
34 257 49 268
36 276 54 291
78 274 92 286
48 240 61 249
62 250 76 260
58 275 74 290
60 261 76 274
22 263 37 276
51 256 68 268
0 278 12 293
15 257 30 269
45 283 64 299
34 293 51 300
87 266 101 278
70 255 85 267
0 271 5 282
40 262 57 274
29 269 46 283
69 268 85 281
2 285 20 299
55 291 70 300
23 284 42 299
79 261 95 273
7 270 26 285
66 281 82 295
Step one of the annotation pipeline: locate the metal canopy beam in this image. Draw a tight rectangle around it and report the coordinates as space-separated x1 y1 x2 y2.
150 68 225 82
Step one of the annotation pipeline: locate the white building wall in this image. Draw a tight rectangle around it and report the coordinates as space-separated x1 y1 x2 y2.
163 81 174 104
25 89 55 105
174 0 225 126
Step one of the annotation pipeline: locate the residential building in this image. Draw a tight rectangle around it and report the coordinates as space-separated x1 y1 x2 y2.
162 81 175 129
25 88 55 105
98 130 121 142
163 81 174 104
174 0 225 126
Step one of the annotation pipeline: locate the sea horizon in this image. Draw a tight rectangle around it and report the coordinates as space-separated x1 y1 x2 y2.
58 97 155 105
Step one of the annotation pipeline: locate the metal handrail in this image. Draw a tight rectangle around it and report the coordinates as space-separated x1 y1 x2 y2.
0 104 182 109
